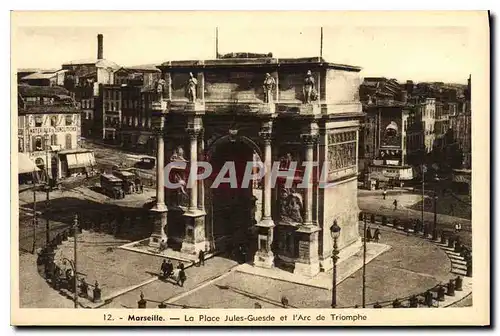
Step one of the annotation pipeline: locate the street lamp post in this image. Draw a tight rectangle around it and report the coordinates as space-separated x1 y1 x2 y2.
330 220 341 308
433 192 438 232
44 134 51 245
433 174 439 234
73 214 79 308
362 213 367 308
421 164 426 229
32 178 37 253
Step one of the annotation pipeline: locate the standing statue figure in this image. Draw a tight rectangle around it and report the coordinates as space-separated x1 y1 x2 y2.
279 188 303 224
303 70 316 104
170 146 189 206
186 72 198 102
262 73 276 103
155 78 167 101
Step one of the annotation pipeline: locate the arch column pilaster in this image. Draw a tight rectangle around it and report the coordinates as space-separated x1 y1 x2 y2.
253 122 275 269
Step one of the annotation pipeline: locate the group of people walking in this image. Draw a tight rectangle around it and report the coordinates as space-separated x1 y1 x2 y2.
160 259 187 287
159 250 207 287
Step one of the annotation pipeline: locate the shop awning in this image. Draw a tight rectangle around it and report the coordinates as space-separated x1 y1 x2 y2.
369 172 390 182
137 134 151 145
66 152 97 169
18 153 40 174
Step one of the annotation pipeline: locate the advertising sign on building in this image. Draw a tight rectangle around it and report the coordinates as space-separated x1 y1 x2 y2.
380 109 402 149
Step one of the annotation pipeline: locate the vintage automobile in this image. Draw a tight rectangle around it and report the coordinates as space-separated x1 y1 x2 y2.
100 173 125 199
113 170 143 194
134 156 156 170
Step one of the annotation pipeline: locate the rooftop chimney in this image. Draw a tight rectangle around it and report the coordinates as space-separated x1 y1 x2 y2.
97 34 103 60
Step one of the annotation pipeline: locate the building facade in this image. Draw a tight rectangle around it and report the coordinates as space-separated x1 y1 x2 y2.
101 65 161 153
148 54 364 277
450 75 472 169
358 78 416 188
17 85 96 180
420 98 436 153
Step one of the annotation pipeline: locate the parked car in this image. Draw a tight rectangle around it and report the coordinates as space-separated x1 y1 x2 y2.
135 156 156 170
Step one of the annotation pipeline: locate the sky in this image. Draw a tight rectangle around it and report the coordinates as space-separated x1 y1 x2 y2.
13 24 473 84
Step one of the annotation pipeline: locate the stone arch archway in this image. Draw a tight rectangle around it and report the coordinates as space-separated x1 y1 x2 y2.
205 134 263 162
204 135 262 255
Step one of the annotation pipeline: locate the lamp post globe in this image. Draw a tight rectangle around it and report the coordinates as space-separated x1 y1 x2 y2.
330 220 341 308
330 220 341 239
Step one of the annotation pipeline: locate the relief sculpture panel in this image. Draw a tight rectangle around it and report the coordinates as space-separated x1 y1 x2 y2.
327 131 357 181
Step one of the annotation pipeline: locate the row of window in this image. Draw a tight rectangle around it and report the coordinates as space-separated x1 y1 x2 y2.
106 101 120 112
105 90 121 100
18 134 73 153
81 99 94 109
32 115 75 128
122 100 140 109
103 115 152 129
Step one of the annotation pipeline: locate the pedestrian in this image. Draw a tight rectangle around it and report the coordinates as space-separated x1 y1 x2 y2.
373 228 381 243
393 199 398 210
454 223 462 233
238 244 247 264
198 249 205 267
158 239 167 253
163 259 173 278
366 227 373 242
383 188 387 200
177 265 186 287
160 259 168 278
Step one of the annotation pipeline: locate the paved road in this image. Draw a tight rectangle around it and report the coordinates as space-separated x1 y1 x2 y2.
172 227 453 309
18 252 75 308
358 189 472 247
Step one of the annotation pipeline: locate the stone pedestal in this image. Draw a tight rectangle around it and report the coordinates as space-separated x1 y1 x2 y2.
152 100 169 111
149 204 168 248
299 104 321 116
258 103 276 115
253 218 275 269
184 102 205 112
293 225 321 277
180 209 207 254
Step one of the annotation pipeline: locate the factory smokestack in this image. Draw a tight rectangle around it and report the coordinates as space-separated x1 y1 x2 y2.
97 34 103 60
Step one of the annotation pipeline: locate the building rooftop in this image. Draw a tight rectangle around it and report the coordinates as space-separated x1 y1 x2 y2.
20 72 57 80
122 64 161 73
158 56 362 72
62 58 120 70
18 85 81 115
18 84 70 97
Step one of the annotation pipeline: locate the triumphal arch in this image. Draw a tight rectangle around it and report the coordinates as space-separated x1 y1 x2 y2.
148 53 364 276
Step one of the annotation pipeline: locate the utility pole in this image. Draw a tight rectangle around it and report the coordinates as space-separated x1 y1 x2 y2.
215 27 219 59
32 174 37 254
45 134 51 245
421 166 425 226
421 129 426 228
362 214 367 308
320 27 324 59
73 214 79 309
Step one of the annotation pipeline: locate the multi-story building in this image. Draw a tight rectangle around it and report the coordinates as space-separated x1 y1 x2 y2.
450 75 472 169
61 34 120 138
17 85 96 180
101 84 122 141
101 65 161 153
359 78 415 189
419 98 436 153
